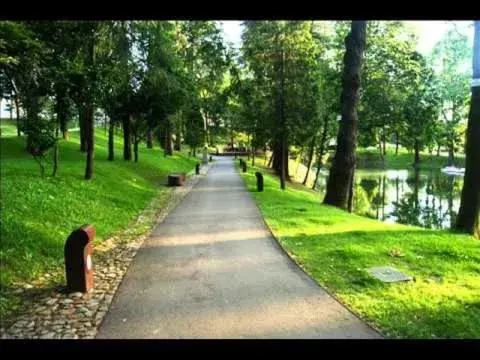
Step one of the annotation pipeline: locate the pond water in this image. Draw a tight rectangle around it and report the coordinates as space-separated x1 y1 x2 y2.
313 168 464 230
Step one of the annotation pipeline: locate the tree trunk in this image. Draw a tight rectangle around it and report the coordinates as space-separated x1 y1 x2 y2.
268 152 274 168
395 131 399 155
382 126 387 156
378 129 384 161
447 142 455 166
174 130 181 151
272 140 290 181
134 139 139 163
52 143 59 177
61 117 69 140
279 47 287 190
302 134 317 185
108 117 114 161
381 175 386 220
323 21 366 209
79 107 87 152
104 114 107 135
414 167 420 210
14 95 21 137
272 141 281 173
84 26 95 180
25 96 40 152
414 139 420 167
123 114 132 161
165 121 173 156
347 169 355 213
57 94 69 141
312 115 330 190
455 21 480 238
147 128 153 149
84 104 94 180
312 164 322 191
10 97 13 122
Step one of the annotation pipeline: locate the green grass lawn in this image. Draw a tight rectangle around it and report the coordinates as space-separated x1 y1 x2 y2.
239 161 480 339
356 147 466 170
0 118 19 137
1 122 198 297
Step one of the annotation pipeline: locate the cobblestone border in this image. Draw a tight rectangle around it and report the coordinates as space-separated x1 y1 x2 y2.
0 161 213 339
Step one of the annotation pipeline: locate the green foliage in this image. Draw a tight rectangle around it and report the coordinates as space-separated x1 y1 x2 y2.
430 28 472 155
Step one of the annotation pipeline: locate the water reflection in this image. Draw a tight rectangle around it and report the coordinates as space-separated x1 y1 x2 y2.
314 168 463 230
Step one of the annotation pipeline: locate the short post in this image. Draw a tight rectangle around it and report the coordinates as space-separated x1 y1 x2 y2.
239 158 243 166
255 172 264 192
242 161 247 173
209 155 212 162
64 224 95 293
195 163 200 175
202 146 208 165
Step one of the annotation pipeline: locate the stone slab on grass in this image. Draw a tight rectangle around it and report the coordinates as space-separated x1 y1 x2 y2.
368 266 413 283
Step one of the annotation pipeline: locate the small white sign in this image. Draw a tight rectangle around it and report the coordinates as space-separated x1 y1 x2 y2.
86 255 92 271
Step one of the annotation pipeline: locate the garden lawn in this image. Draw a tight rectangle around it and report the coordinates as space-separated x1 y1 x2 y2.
239 161 480 339
1 127 198 293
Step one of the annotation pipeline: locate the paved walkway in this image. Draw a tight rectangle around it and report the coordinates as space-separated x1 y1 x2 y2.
97 157 380 339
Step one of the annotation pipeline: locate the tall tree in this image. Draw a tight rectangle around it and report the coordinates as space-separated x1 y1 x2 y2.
455 21 480 238
431 27 472 166
323 21 367 210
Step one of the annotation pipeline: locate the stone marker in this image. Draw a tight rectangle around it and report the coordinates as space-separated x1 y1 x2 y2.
195 164 200 175
255 172 264 192
367 266 412 283
65 225 95 293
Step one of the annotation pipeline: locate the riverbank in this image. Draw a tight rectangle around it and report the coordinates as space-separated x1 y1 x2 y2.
356 148 465 170
238 161 480 338
0 125 198 319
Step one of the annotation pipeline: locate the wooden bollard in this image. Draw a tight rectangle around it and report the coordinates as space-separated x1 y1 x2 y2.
65 224 95 293
242 161 247 173
209 155 212 162
195 163 200 175
255 172 264 192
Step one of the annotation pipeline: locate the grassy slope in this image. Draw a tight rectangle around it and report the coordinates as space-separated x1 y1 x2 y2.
1 122 198 289
239 161 480 339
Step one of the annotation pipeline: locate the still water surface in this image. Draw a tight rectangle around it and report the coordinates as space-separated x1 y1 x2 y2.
313 168 463 230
